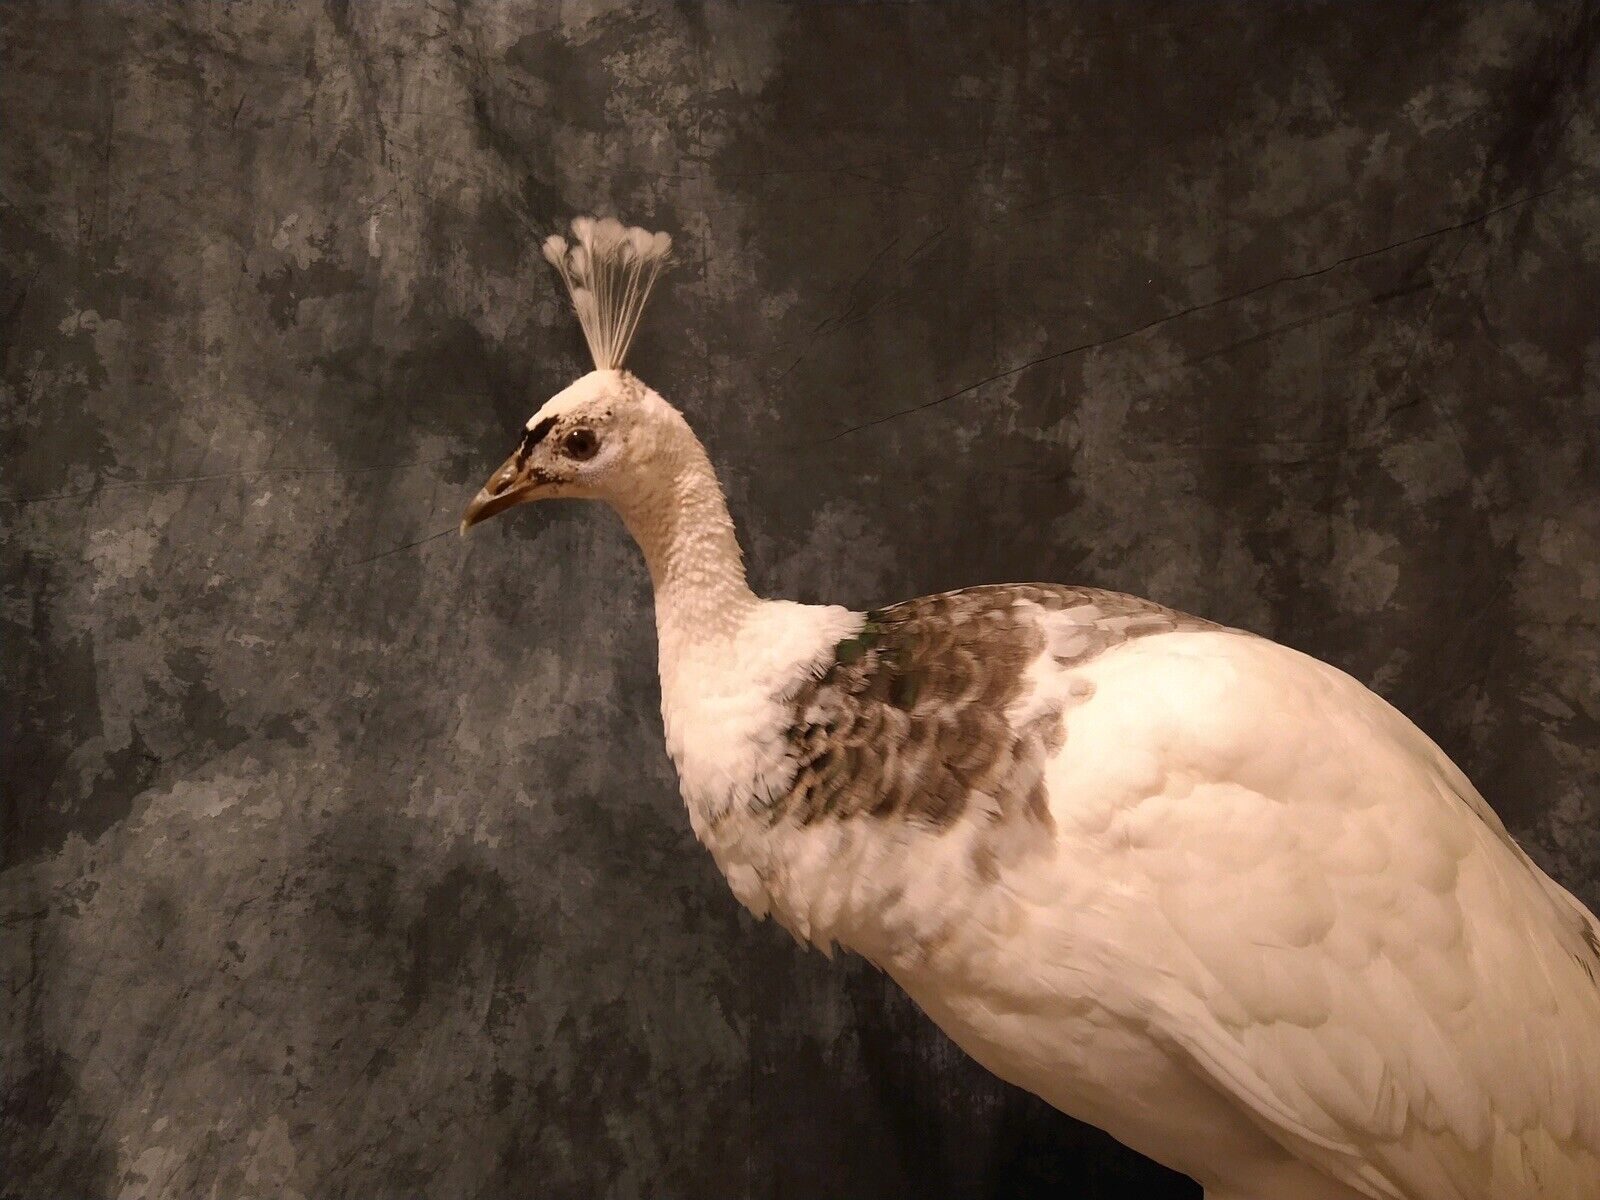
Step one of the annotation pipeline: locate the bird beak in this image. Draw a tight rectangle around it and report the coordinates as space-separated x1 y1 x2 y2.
460 451 535 535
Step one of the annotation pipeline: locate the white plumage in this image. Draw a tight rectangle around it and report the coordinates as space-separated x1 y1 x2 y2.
461 219 1600 1200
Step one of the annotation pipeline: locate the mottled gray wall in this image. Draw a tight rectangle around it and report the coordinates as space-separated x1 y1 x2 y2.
3 3 1597 1197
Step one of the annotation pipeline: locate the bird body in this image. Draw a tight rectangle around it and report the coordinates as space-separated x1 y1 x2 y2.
650 534 1600 1200
461 220 1600 1200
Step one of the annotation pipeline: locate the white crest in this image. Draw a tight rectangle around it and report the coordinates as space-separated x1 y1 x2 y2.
542 216 673 371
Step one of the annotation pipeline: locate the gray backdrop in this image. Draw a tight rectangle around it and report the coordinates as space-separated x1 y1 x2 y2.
4 3 1598 1198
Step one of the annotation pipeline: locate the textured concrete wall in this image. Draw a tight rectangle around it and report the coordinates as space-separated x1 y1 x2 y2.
3 3 1597 1197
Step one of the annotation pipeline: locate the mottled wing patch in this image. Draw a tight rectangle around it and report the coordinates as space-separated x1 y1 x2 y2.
771 584 1220 831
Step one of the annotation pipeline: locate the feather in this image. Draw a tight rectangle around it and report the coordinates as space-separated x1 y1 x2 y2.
541 214 673 370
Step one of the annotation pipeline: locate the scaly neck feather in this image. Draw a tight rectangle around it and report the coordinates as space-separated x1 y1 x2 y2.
612 437 761 682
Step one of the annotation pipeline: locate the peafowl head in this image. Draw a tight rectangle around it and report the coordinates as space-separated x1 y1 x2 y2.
461 217 688 534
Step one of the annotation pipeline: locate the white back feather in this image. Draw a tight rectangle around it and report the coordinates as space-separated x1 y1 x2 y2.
542 216 673 370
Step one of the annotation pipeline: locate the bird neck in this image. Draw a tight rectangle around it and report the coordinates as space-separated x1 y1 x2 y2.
614 441 761 677
610 426 863 897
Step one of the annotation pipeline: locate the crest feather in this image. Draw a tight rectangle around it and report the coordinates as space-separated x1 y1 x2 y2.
542 216 673 370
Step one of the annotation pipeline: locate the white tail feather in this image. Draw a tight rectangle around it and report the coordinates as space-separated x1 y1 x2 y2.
542 216 672 370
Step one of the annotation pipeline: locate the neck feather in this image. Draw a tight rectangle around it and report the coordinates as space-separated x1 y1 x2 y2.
608 419 863 885
614 440 759 671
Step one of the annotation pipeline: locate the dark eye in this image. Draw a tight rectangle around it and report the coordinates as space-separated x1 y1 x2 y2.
562 427 599 460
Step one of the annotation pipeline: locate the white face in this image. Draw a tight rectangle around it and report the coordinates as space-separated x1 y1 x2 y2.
459 369 680 532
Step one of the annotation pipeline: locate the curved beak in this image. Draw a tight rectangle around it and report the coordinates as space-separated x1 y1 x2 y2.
460 451 535 535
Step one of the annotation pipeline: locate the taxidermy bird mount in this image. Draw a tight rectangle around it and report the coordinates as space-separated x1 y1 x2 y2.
461 217 1600 1200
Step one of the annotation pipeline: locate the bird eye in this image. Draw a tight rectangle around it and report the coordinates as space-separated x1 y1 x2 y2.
562 428 599 460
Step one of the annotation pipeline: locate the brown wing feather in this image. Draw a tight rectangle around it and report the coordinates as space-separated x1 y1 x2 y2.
769 584 1219 831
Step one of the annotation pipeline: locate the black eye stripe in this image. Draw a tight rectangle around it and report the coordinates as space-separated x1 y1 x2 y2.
518 416 557 459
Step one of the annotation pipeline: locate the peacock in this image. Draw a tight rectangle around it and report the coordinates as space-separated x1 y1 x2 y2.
460 218 1600 1200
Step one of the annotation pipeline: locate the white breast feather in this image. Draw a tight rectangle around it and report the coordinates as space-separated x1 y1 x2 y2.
661 598 860 914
